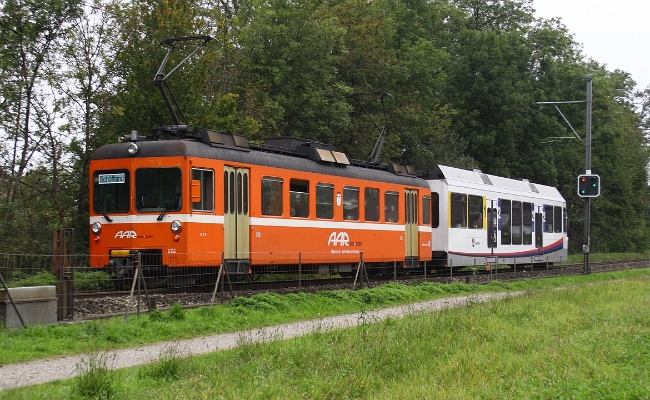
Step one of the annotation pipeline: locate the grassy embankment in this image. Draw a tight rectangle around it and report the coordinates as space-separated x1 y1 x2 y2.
0 269 647 366
0 269 649 398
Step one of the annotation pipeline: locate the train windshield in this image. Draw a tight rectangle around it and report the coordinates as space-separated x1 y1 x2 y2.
135 168 182 212
94 169 130 213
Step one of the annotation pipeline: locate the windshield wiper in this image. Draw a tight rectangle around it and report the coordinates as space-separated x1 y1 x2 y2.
94 201 113 222
157 196 180 221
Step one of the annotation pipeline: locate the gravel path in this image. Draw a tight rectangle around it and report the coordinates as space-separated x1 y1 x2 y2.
0 291 520 390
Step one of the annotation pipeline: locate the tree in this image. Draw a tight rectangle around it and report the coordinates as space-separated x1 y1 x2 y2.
0 0 82 203
54 0 123 250
235 0 352 143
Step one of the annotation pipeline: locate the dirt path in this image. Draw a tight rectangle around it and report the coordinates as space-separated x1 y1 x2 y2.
0 291 520 391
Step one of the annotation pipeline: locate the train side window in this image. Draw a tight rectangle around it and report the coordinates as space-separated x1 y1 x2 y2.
468 195 483 229
289 179 309 218
511 201 522 245
316 183 334 219
364 188 379 222
192 168 214 212
432 192 439 228
563 207 567 233
422 196 431 225
523 202 532 245
262 177 283 216
94 169 130 213
385 191 399 223
501 199 511 244
450 193 467 228
343 186 360 220
544 204 554 233
554 206 562 233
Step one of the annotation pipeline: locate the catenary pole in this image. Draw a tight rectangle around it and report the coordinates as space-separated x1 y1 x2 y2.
583 75 593 274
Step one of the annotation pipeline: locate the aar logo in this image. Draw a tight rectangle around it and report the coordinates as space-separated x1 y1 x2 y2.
327 232 350 246
115 230 137 239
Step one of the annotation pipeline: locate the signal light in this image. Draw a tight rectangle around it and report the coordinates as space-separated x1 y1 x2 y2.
577 174 600 198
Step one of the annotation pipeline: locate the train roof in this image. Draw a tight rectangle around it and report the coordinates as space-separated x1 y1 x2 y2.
91 136 429 189
425 165 565 202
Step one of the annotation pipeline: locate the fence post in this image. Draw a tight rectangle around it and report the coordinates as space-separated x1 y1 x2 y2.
424 260 427 282
53 228 75 321
211 252 226 304
0 271 25 328
353 252 366 290
298 252 302 291
546 255 549 273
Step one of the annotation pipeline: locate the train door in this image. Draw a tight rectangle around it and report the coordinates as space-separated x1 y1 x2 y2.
405 189 419 263
535 205 543 249
223 167 250 261
487 201 498 251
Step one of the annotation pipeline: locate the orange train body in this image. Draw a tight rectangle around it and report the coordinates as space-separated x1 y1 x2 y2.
89 135 432 280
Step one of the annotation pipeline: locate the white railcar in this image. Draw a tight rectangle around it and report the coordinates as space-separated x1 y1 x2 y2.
424 165 568 269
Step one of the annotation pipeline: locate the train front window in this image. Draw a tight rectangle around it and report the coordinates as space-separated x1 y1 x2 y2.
135 168 182 212
94 169 130 213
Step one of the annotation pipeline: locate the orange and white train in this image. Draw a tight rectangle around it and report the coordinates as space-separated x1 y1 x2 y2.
89 132 432 284
89 131 569 284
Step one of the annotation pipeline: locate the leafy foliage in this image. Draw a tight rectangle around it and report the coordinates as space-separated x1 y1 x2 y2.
0 0 647 254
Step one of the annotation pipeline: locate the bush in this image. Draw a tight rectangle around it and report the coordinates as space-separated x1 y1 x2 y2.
73 352 118 399
168 302 186 321
7 271 56 287
138 346 185 381
75 271 112 291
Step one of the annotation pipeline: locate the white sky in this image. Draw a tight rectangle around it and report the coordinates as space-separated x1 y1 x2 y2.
532 0 650 93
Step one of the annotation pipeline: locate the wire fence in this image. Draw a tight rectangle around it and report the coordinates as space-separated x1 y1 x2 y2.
1 251 649 327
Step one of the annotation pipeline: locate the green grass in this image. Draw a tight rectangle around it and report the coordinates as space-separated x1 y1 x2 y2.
1 269 649 368
566 251 650 263
3 271 650 399
4 270 112 291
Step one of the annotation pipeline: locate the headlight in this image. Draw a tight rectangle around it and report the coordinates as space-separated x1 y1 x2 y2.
171 220 182 233
127 142 139 156
92 222 102 234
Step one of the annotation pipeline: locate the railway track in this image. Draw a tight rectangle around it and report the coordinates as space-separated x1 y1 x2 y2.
72 259 650 320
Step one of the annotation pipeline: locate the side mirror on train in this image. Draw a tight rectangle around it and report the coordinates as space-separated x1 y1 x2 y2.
191 180 201 203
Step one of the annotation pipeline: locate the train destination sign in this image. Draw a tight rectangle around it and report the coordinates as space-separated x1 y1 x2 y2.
98 173 125 184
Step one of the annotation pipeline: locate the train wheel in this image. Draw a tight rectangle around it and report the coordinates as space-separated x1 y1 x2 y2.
246 271 262 282
110 274 131 291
